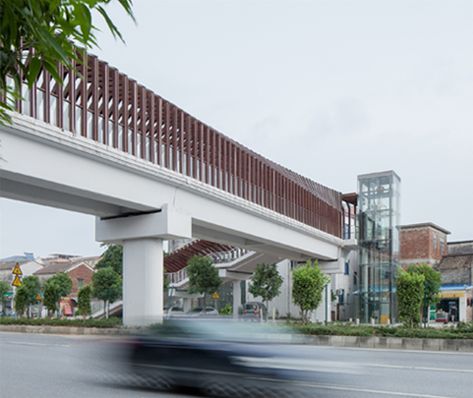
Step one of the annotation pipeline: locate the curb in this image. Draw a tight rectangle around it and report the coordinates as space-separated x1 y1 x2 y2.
0 324 126 335
303 335 473 352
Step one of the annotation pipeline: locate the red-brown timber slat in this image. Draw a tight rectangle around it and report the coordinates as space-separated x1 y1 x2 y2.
156 97 162 165
80 55 88 138
149 92 156 164
43 71 50 124
56 63 64 129
112 68 119 148
102 63 109 146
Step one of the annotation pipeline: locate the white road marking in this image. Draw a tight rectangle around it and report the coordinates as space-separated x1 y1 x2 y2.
4 341 70 348
365 363 473 374
320 345 473 356
300 382 456 398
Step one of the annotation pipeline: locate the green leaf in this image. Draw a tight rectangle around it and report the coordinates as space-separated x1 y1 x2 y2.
27 57 42 87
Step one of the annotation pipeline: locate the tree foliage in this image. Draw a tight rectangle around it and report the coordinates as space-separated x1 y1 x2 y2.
92 267 121 318
397 270 425 328
186 256 221 303
43 272 72 316
0 280 11 315
14 288 29 317
77 285 92 317
43 280 61 315
0 0 135 123
406 264 441 324
249 264 283 306
292 260 330 323
96 244 123 275
14 276 41 317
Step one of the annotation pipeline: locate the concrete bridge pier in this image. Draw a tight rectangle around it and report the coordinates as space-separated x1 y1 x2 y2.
122 238 164 326
96 205 192 326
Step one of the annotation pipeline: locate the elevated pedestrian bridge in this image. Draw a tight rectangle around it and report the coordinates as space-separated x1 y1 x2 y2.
0 52 355 325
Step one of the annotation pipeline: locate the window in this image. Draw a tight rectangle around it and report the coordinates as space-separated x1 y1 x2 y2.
344 261 350 275
432 234 437 251
77 278 84 289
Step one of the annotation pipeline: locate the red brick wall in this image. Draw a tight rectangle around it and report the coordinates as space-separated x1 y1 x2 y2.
400 227 448 264
67 264 94 295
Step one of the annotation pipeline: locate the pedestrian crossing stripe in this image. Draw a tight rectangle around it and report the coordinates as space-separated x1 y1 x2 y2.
12 275 22 287
11 263 23 276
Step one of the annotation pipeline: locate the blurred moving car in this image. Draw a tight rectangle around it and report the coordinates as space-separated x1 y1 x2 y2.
111 320 309 397
241 302 267 321
186 306 219 317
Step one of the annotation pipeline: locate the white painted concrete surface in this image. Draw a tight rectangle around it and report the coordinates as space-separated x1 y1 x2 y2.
122 238 164 326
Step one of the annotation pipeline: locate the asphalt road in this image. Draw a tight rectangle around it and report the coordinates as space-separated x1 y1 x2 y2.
1 332 472 398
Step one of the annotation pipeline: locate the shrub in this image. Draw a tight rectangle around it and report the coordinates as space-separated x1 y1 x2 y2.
397 270 424 328
292 260 330 323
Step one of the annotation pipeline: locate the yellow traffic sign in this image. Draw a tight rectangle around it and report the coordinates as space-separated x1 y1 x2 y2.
12 263 23 276
12 275 22 288
211 292 220 300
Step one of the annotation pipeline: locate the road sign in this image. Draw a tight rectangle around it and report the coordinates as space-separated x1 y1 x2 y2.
11 263 23 276
12 275 22 288
211 292 220 300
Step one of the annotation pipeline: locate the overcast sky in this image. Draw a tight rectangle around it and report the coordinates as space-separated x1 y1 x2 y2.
1 0 472 258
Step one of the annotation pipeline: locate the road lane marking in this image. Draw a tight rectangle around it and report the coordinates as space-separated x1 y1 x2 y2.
300 382 456 398
4 341 70 348
324 346 473 356
365 363 473 374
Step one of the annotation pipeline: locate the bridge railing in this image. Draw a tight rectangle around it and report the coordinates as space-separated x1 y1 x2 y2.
7 52 343 237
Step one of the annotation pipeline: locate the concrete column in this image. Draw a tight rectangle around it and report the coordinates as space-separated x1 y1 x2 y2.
233 280 241 319
123 238 164 326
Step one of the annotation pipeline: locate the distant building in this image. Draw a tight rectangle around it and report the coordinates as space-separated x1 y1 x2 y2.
34 256 99 315
435 241 473 322
399 223 450 267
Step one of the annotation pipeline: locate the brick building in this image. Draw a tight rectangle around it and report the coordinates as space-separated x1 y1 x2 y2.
399 223 450 267
34 256 99 315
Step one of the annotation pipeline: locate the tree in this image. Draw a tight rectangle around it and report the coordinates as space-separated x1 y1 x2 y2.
96 244 123 275
42 272 72 317
92 267 121 318
292 260 330 323
14 288 28 317
0 0 135 123
43 280 61 316
249 264 283 309
397 270 425 328
0 280 11 315
407 264 441 326
14 276 41 318
77 285 92 318
186 256 221 305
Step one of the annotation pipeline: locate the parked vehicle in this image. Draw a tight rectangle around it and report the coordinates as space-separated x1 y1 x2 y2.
241 302 267 321
186 306 219 317
163 305 185 319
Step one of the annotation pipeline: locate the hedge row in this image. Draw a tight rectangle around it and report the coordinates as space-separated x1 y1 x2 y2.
294 322 473 340
0 317 121 328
